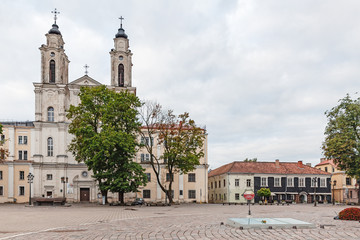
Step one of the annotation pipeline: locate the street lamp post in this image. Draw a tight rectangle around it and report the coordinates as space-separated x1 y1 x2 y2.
313 177 318 207
27 173 34 205
332 180 337 205
61 177 68 199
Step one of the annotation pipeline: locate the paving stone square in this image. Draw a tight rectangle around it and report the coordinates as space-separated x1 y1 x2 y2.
0 203 359 239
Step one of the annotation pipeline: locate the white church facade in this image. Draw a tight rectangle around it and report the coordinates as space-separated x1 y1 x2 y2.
1 12 208 204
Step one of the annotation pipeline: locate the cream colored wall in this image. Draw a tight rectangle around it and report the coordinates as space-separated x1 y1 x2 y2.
208 174 227 203
0 164 8 203
13 165 29 203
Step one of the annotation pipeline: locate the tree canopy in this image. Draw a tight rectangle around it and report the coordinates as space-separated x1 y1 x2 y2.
139 101 206 204
67 85 147 203
322 94 360 177
257 188 271 200
322 94 360 203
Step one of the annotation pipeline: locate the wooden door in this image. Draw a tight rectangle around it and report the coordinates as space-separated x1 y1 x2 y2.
80 188 90 202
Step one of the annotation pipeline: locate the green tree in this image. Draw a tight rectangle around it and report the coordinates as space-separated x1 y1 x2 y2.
244 158 257 162
139 101 206 204
257 188 271 202
67 85 147 203
0 123 8 162
322 94 360 204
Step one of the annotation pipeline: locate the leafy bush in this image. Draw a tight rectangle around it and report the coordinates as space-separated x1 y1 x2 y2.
339 207 360 221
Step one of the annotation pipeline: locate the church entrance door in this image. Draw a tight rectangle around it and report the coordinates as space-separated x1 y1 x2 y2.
80 188 90 202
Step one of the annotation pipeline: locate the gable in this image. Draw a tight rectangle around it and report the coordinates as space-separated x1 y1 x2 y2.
68 75 102 86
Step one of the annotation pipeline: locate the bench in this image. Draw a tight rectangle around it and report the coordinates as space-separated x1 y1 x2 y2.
33 197 66 206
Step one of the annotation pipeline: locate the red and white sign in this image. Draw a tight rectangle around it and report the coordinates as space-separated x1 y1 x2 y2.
243 190 255 200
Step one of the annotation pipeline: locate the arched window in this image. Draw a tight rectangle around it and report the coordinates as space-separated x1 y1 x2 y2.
47 107 54 122
49 60 55 83
47 137 53 156
118 64 124 87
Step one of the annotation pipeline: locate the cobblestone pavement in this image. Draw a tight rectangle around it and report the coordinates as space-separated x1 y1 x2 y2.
0 203 359 239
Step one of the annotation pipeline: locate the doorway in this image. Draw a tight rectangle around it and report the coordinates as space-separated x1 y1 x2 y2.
80 188 90 202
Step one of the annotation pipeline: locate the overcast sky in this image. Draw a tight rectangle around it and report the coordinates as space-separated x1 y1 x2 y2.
1 0 360 169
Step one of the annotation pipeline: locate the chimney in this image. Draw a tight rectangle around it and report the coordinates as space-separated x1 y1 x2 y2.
275 159 280 168
320 158 326 162
306 163 311 167
298 160 303 168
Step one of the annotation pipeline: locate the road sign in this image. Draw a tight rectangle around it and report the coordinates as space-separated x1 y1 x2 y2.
243 191 255 200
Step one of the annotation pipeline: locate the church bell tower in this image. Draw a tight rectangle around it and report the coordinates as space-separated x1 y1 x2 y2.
39 9 69 85
110 17 133 88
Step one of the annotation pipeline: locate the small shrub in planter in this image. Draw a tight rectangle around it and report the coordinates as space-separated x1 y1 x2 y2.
338 207 360 221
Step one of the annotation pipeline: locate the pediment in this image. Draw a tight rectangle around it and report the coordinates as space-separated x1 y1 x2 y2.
68 75 102 86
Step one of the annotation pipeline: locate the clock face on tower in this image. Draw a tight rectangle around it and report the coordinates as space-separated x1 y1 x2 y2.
50 52 55 57
81 171 88 177
119 56 123 60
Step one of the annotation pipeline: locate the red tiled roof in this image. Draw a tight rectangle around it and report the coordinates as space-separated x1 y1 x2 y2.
208 161 331 177
315 159 337 167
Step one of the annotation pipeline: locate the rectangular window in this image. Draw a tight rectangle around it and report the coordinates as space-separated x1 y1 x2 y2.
246 179 251 187
18 136 23 144
188 173 196 182
0 186 3 196
141 137 154 146
19 171 25 180
179 190 183 196
325 167 328 172
18 151 22 160
47 174 53 180
1 135 4 142
274 177 281 187
299 178 305 187
143 189 150 198
287 177 293 187
235 179 239 187
224 194 226 200
23 151 28 160
215 181 217 188
224 179 226 187
0 171 2 180
19 186 25 196
320 178 326 187
24 136 28 145
346 178 351 185
235 193 240 200
311 178 317 187
141 153 150 162
188 190 196 199
146 173 151 182
166 173 173 182
211 182 213 189
261 177 268 187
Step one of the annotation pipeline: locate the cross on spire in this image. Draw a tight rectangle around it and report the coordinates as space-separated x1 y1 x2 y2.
84 64 89 75
119 16 124 28
51 8 60 24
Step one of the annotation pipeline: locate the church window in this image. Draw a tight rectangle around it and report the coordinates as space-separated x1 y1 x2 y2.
47 137 54 156
118 64 124 87
49 60 56 83
48 107 54 122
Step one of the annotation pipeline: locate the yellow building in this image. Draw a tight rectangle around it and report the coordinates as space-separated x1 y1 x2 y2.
0 122 34 203
316 158 358 204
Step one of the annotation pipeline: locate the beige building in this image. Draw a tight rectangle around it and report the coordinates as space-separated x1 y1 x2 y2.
0 122 34 203
136 134 208 203
0 14 208 204
316 159 358 204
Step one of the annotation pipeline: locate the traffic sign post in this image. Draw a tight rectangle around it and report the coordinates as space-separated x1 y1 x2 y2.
243 190 255 216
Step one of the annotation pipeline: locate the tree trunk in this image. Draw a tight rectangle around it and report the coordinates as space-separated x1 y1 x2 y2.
167 190 173 205
119 191 124 204
101 189 108 204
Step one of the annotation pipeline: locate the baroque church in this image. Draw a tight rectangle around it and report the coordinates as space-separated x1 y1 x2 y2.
0 11 208 204
32 13 136 202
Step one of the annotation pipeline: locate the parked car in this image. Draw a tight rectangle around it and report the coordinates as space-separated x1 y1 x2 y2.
131 198 146 206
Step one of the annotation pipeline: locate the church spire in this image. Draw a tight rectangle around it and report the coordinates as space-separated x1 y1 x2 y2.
48 8 61 35
115 16 128 39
